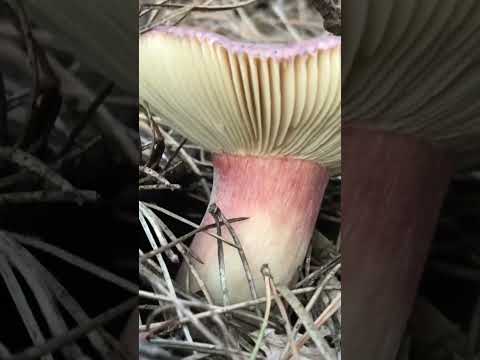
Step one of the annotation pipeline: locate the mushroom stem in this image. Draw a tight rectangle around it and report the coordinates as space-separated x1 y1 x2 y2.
342 126 454 360
177 154 329 304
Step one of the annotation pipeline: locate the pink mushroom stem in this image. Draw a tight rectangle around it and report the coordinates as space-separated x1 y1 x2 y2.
178 154 330 304
342 126 454 360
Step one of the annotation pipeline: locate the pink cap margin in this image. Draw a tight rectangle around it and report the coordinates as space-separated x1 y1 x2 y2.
144 25 341 59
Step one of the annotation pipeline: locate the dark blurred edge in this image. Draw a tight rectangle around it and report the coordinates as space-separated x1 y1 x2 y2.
0 1 138 359
341 1 479 360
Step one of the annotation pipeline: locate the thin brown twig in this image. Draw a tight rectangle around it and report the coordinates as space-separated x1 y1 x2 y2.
143 285 240 360
139 165 180 190
209 205 231 307
298 264 341 324
142 102 165 169
0 146 98 204
250 265 273 360
58 81 114 157
139 217 246 262
8 231 138 294
0 190 98 205
152 214 216 304
209 203 261 316
283 264 340 359
138 221 194 342
291 293 341 353
147 338 258 359
140 202 180 263
3 0 39 126
277 286 334 359
139 290 282 331
144 287 319 331
0 255 54 360
295 255 340 288
269 276 300 359
161 138 187 175
7 239 114 360
141 0 258 12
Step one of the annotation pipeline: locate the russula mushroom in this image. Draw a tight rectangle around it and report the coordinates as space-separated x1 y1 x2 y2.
140 26 340 304
342 1 480 360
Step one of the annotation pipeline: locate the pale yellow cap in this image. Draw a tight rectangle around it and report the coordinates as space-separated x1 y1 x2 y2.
140 26 341 174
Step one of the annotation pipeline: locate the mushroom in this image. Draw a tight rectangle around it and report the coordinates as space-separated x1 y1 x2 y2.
139 26 341 304
342 1 480 359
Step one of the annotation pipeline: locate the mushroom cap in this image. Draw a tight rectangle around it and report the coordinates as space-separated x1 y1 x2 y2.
343 0 480 168
140 26 341 174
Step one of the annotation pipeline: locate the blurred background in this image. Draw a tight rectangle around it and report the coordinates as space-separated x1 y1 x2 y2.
0 1 138 358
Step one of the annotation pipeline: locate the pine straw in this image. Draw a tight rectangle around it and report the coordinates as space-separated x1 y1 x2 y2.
139 0 330 40
0 231 137 360
139 123 341 359
138 2 341 359
1 2 138 358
